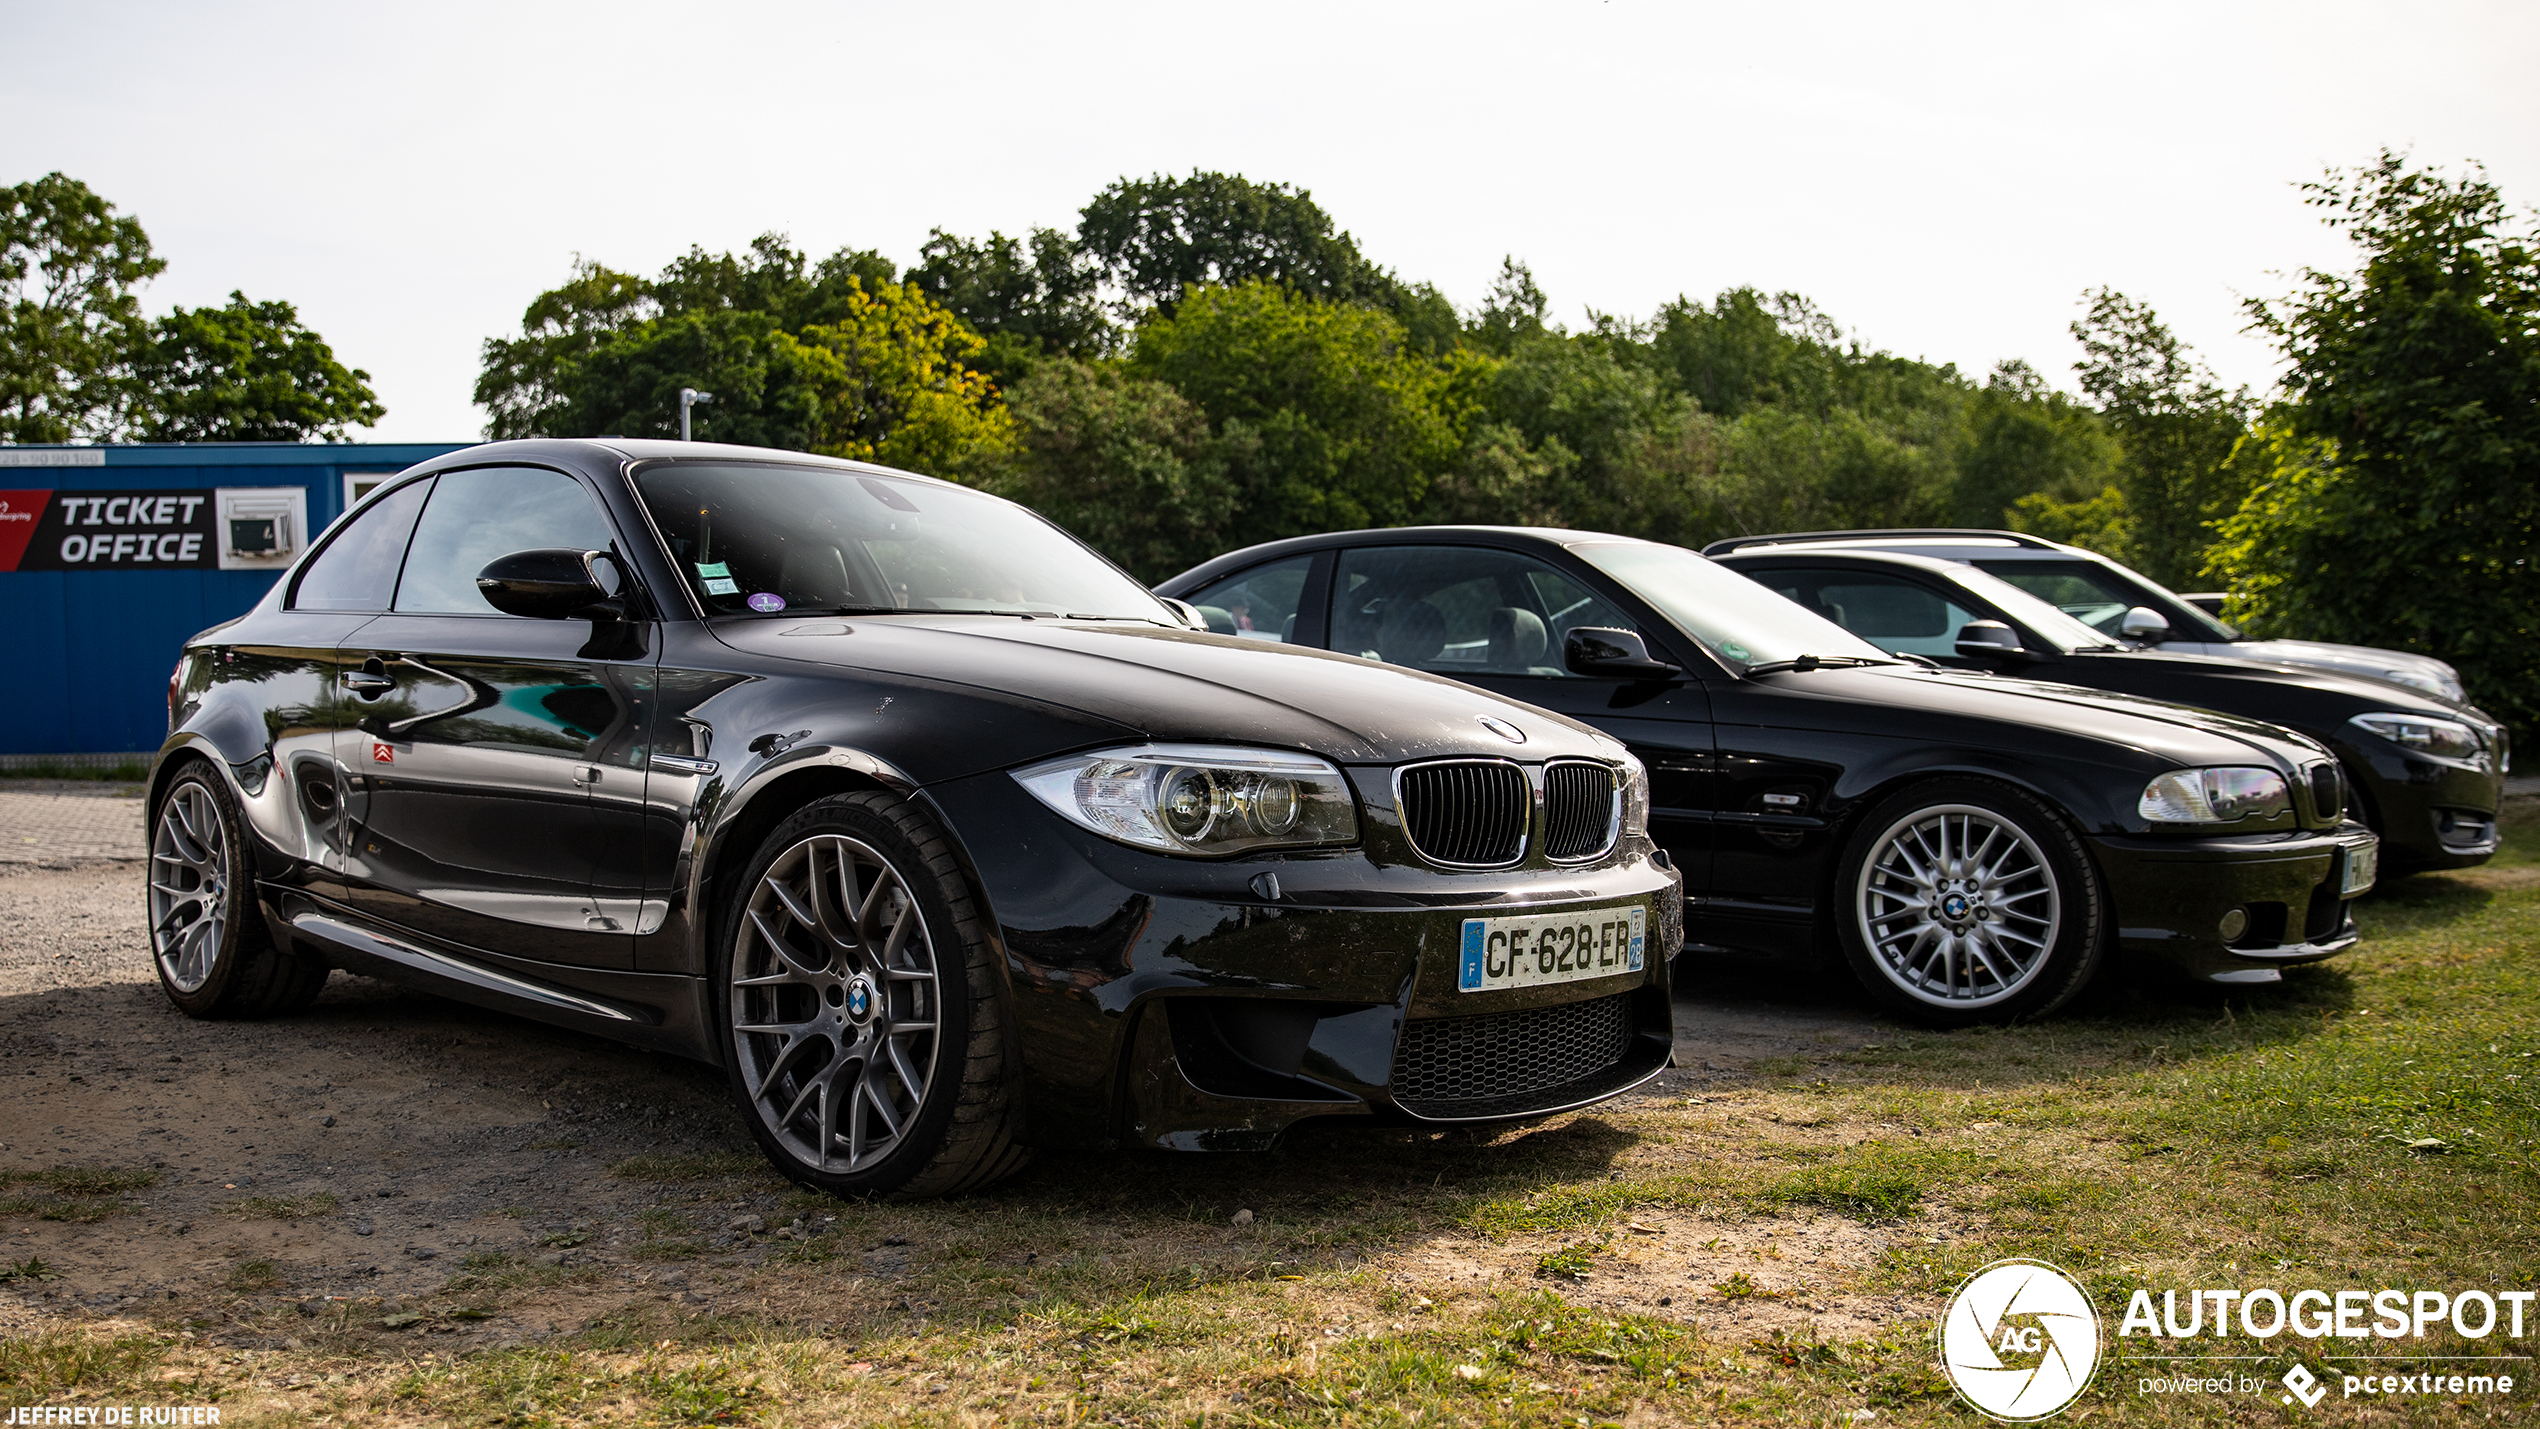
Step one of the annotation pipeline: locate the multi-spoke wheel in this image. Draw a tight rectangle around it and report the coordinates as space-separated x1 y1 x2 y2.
719 791 1027 1198
1835 779 2105 1027
148 760 330 1018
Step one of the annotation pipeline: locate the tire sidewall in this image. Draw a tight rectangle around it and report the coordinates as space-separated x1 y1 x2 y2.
1833 777 2104 1028
712 793 978 1197
150 763 262 1017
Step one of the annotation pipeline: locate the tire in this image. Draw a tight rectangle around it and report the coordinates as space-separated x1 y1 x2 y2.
1832 777 2107 1028
714 790 1028 1199
148 760 330 1018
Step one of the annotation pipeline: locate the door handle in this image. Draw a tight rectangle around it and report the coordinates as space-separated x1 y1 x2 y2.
345 668 396 696
572 764 601 786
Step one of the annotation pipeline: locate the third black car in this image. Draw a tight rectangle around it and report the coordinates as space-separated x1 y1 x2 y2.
1703 539 2508 874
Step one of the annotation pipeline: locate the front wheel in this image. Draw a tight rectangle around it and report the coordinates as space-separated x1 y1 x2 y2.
1832 778 2106 1028
716 791 1028 1199
148 760 329 1018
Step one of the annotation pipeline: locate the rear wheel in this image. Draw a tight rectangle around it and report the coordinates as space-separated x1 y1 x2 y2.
1833 778 2105 1027
716 791 1027 1199
148 761 329 1018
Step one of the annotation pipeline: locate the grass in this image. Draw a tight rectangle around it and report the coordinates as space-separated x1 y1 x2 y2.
11 800 2536 1425
219 1191 338 1219
0 1167 157 1222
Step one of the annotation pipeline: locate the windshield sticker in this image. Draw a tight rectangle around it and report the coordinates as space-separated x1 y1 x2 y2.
695 561 730 579
702 576 739 596
1719 642 1752 661
747 592 787 613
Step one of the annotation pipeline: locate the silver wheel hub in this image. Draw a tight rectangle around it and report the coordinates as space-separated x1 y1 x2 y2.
1857 804 2061 1008
148 783 230 994
732 833 941 1175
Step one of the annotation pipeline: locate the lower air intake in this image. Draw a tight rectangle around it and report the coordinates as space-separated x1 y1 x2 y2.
1391 993 1635 1118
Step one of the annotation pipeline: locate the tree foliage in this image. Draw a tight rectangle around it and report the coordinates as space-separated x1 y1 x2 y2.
1 173 165 442
128 291 383 441
1078 172 1395 317
476 235 1009 472
2208 152 2539 733
905 227 1105 385
989 359 1236 583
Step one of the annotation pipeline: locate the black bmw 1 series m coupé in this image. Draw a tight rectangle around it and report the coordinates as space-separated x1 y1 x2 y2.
147 442 1681 1198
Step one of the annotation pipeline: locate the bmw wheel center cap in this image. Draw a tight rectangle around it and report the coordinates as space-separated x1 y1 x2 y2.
844 977 874 1022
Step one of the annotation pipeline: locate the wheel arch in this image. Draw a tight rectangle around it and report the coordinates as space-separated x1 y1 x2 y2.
688 749 1023 1081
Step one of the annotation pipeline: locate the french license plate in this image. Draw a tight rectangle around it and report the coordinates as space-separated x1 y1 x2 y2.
2341 836 2379 897
1458 905 1646 993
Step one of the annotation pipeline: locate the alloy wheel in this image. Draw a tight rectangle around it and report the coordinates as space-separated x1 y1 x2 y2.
732 833 941 1174
1855 804 2061 1008
149 782 230 994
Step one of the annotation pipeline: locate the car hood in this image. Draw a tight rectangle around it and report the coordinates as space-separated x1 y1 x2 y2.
2218 638 2464 701
711 616 1626 766
1750 663 2333 773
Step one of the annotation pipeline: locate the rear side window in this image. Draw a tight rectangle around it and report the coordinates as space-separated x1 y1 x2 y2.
290 479 433 611
395 467 617 615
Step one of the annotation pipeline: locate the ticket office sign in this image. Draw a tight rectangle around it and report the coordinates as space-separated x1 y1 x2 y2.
0 489 220 571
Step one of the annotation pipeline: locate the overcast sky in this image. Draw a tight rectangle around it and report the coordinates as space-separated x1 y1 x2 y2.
5 0 2535 444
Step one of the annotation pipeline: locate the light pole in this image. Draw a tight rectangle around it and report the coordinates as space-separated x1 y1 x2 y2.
678 387 714 441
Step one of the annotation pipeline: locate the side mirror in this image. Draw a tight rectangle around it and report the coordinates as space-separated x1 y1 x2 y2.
1952 620 2032 662
2118 605 2171 643
477 548 617 619
1564 627 1681 680
1158 596 1210 632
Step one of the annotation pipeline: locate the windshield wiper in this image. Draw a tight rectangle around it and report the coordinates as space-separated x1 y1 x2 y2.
1742 654 1895 675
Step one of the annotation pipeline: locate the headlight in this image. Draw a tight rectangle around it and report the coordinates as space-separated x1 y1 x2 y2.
1013 744 1360 856
2139 767 2290 824
2349 711 2484 765
1619 754 1650 841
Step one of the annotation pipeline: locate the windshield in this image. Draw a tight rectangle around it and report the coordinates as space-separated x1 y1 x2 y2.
632 462 1173 622
1570 541 1895 668
1943 565 2131 653
1973 557 2239 641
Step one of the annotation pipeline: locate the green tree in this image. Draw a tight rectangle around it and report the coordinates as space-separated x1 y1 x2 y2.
124 291 383 442
476 237 1009 475
905 227 1107 384
2069 288 2250 584
2209 152 2540 734
1078 172 1395 317
989 359 1236 581
1 173 164 442
1127 281 1459 538
1949 360 2119 529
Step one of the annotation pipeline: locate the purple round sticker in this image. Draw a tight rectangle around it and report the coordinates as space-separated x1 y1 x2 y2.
746 592 787 613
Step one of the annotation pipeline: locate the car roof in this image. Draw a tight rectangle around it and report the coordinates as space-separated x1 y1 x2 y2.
1158 525 1654 592
1700 528 2096 562
414 437 959 491
1707 545 1984 579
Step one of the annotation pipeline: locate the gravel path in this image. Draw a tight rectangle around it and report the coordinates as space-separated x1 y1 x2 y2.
0 783 148 868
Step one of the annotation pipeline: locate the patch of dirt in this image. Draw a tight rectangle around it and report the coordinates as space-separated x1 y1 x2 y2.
3 860 1917 1354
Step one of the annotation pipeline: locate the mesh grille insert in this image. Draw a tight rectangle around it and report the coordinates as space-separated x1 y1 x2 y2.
1397 760 1529 866
1543 761 1618 861
1391 993 1636 1117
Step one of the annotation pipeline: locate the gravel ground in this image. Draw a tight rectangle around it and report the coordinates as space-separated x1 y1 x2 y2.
0 781 1887 1346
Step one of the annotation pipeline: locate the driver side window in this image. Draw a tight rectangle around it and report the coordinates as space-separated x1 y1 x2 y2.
394 467 617 615
1330 546 1634 678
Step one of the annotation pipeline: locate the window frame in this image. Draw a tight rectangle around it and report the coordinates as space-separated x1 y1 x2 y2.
285 473 435 614
387 461 634 619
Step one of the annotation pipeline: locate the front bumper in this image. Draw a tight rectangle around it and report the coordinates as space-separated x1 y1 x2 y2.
2339 739 2504 872
2090 820 2378 983
927 767 1684 1151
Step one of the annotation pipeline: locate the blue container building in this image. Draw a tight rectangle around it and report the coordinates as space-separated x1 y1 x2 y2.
0 442 473 759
